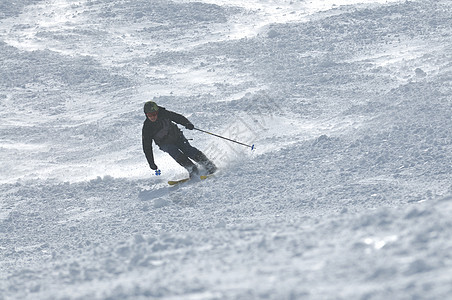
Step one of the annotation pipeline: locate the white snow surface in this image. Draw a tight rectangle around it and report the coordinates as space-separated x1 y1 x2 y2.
1 0 451 299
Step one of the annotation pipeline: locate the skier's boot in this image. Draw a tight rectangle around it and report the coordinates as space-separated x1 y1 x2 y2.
194 152 217 175
175 154 199 178
188 165 200 178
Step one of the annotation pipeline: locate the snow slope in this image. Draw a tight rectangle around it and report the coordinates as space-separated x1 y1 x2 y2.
1 0 451 299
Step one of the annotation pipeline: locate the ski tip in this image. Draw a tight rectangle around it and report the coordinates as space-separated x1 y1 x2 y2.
168 178 190 185
251 144 255 151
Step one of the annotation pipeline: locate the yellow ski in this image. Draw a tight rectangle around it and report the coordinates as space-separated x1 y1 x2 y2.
168 178 190 186
168 174 214 185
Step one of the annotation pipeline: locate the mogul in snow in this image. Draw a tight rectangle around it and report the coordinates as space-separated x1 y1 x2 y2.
142 101 217 178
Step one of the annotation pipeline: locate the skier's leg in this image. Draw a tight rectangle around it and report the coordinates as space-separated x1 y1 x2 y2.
193 151 217 174
174 155 199 178
179 139 217 174
160 143 199 177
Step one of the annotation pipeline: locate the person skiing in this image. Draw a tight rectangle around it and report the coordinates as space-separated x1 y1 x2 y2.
142 101 217 178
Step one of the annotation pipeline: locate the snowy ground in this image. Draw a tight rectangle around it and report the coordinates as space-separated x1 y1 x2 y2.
1 0 451 299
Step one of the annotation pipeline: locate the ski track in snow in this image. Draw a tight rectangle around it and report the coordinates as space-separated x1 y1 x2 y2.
1 0 452 299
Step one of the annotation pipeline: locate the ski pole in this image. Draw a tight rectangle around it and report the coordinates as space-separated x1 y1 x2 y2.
194 127 255 150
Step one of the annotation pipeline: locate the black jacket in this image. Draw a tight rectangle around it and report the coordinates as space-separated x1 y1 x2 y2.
142 107 192 166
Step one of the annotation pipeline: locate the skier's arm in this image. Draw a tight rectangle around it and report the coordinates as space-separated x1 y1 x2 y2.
166 110 194 129
142 127 157 169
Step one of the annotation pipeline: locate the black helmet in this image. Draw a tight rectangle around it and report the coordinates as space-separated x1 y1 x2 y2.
144 101 159 114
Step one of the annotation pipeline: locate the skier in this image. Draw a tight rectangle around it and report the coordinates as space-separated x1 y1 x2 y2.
142 101 217 178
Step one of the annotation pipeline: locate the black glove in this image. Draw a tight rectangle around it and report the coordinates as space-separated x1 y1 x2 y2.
185 123 194 130
149 163 158 170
